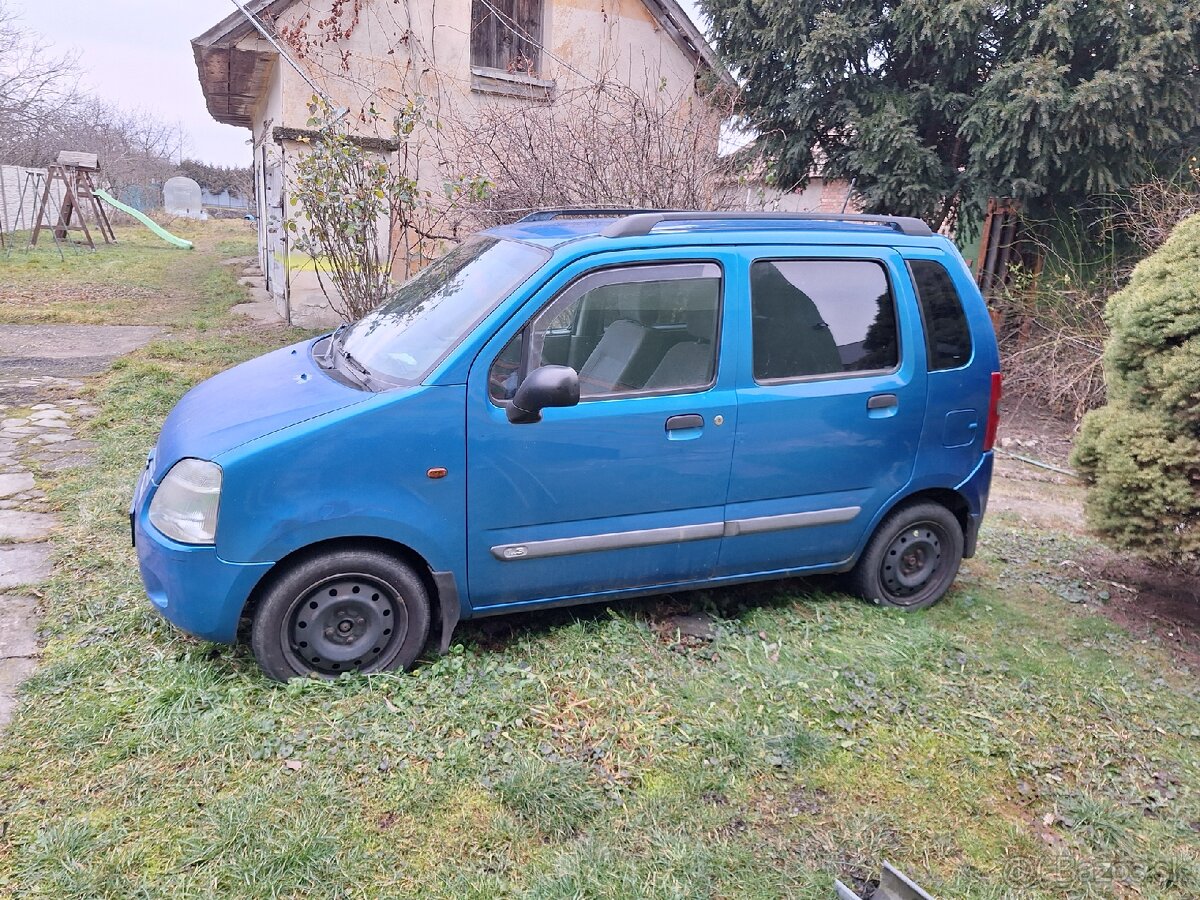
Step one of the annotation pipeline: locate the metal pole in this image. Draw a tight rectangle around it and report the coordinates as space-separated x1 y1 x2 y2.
840 177 857 214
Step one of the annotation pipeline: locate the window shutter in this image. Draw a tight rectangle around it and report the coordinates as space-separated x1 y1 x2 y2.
470 0 502 69
470 0 542 73
509 0 542 73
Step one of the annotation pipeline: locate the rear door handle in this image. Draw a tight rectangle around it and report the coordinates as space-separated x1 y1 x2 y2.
665 414 704 431
867 394 897 410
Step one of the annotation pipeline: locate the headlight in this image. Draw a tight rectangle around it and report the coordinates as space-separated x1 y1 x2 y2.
148 458 222 544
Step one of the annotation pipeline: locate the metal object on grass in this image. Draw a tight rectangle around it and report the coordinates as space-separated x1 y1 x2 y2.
834 861 935 900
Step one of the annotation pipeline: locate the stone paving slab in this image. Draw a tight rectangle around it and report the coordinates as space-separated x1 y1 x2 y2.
0 542 52 591
0 511 54 541
0 472 34 498
0 334 119 730
0 374 84 406
0 658 39 727
0 658 38 690
0 355 120 729
0 595 38 657
232 299 283 324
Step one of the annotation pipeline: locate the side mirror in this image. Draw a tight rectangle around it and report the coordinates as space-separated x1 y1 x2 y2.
507 365 580 424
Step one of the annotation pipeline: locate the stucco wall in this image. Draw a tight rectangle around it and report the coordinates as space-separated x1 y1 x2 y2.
258 0 702 134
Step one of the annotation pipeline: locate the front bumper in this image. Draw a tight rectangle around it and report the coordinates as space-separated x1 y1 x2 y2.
131 466 272 644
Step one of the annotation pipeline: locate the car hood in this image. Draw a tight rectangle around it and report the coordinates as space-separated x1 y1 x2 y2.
152 338 366 480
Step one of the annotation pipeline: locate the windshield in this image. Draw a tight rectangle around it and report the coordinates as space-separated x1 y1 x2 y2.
338 235 550 384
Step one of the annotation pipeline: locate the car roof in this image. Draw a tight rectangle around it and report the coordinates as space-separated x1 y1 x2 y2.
484 212 948 252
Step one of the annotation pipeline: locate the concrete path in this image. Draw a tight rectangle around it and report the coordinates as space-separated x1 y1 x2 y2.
227 257 284 325
0 325 160 729
0 324 162 378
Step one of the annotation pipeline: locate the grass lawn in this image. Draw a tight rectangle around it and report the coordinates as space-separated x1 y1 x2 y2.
0 219 262 327
0 226 1196 898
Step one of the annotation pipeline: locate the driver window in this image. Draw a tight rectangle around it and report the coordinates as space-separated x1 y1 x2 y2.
489 262 722 402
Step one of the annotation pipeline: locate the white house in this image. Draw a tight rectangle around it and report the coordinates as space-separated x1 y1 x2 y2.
193 0 724 325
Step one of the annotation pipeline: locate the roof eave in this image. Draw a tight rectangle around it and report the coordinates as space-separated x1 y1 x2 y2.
193 0 295 51
640 0 735 89
192 0 296 129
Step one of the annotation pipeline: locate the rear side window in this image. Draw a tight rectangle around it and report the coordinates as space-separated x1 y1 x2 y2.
750 260 898 381
909 260 972 370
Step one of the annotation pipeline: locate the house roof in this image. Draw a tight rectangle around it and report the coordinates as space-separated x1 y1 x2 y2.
192 0 729 129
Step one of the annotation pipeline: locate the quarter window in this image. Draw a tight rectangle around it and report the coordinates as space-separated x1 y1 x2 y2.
751 260 898 381
909 260 973 370
489 263 722 401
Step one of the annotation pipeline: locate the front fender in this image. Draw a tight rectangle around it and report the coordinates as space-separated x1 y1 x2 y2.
213 385 466 577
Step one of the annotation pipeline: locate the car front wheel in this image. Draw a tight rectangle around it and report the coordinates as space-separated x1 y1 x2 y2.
847 501 964 611
250 548 431 681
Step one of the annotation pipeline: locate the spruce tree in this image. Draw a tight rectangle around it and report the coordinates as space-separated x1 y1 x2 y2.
699 0 1200 226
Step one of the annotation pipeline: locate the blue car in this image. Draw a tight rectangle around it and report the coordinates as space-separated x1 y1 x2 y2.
131 211 1001 681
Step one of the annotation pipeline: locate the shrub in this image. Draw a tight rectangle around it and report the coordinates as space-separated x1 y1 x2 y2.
1072 213 1200 570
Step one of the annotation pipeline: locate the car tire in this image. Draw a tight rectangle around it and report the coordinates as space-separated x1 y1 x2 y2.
250 548 431 682
847 501 964 611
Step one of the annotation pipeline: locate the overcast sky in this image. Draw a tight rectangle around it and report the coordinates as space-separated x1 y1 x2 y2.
8 0 706 168
8 1 251 165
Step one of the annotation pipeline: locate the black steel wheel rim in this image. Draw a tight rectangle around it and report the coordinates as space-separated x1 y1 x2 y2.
284 573 408 675
879 521 947 604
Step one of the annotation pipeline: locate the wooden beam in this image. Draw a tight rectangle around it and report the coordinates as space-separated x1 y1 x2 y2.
273 127 401 153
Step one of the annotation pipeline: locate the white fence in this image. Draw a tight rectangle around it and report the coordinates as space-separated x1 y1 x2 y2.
0 165 66 235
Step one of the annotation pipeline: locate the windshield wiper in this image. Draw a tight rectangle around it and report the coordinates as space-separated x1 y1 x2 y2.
338 344 378 391
323 322 349 367
319 323 377 390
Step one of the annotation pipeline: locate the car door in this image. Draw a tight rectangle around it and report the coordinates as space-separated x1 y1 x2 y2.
718 246 928 576
466 251 742 610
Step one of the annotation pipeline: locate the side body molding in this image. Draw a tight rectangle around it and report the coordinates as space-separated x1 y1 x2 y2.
491 507 862 562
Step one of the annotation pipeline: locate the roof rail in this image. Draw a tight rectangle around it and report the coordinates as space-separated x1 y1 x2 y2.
600 211 934 238
516 208 671 223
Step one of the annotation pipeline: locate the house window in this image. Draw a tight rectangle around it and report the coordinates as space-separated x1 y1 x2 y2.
470 0 543 75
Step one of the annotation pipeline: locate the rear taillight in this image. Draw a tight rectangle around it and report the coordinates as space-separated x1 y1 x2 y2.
983 372 1002 451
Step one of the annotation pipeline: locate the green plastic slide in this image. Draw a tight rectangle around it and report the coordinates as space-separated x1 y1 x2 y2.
92 189 194 250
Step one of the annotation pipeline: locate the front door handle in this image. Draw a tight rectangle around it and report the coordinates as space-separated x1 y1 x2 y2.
665 414 704 431
867 394 897 410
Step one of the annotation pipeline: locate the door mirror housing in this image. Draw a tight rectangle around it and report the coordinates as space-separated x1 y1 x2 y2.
507 365 580 424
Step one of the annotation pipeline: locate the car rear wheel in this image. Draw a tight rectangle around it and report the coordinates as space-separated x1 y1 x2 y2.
847 501 963 611
250 548 430 681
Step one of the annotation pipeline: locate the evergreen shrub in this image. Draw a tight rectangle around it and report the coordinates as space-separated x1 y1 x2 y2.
1073 214 1200 569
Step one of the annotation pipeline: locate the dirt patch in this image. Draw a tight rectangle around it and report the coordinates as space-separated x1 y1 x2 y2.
989 476 1087 535
651 611 717 645
991 398 1085 528
0 284 157 308
1082 551 1200 671
997 398 1080 469
993 395 1200 670
0 324 163 359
